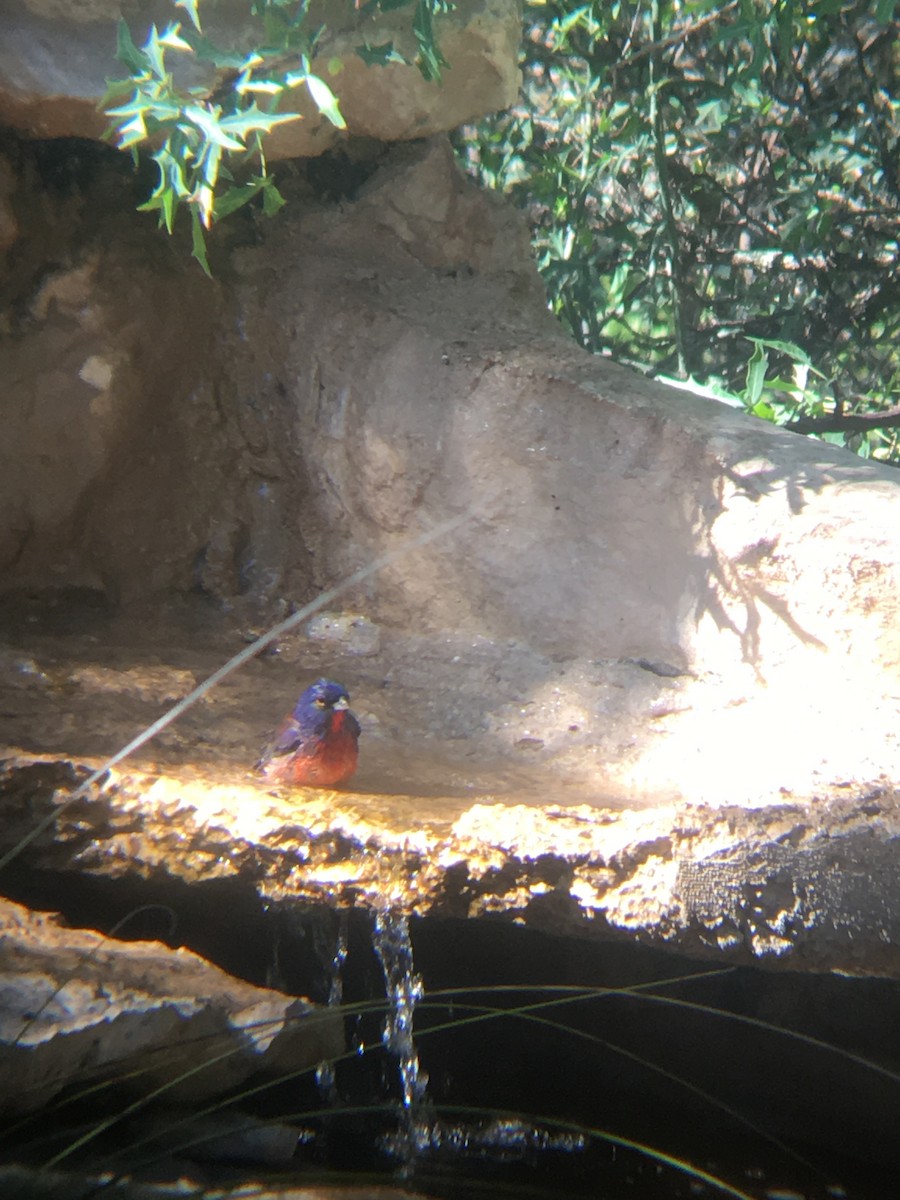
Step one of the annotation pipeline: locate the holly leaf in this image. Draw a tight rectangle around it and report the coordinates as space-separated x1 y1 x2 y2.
142 25 168 79
413 0 450 82
218 104 303 141
305 73 346 129
173 0 202 33
186 33 251 69
112 108 149 149
159 23 193 53
261 179 287 216
214 176 268 219
115 19 149 74
184 104 246 150
191 210 212 277
356 41 408 67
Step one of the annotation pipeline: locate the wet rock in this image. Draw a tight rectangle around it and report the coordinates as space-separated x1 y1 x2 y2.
0 1163 434 1199
2 757 899 978
131 1109 308 1166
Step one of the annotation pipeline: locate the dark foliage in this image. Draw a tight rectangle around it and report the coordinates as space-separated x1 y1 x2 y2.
458 0 900 460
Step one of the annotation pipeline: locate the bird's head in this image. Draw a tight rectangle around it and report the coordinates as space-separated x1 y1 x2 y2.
295 678 352 716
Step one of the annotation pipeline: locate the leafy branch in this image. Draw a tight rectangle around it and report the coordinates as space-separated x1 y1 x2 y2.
458 0 900 462
103 0 453 274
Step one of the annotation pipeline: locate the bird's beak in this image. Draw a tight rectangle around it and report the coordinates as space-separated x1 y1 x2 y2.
334 696 349 710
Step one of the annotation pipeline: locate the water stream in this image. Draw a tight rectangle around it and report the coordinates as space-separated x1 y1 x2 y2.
371 906 434 1162
0 597 894 1196
314 909 349 1104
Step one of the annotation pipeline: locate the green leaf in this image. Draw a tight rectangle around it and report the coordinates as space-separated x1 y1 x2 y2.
142 25 168 79
115 19 149 74
144 145 191 202
191 209 213 277
763 376 804 396
145 185 176 234
746 337 811 365
173 0 202 33
197 138 225 189
185 33 250 69
218 104 303 140
141 97 185 124
305 73 346 129
413 0 450 82
261 179 287 216
159 23 193 53
184 104 246 150
556 6 593 39
750 399 777 422
744 342 768 408
356 41 408 68
138 167 180 232
192 177 216 227
695 99 726 133
99 76 138 111
211 173 286 222
214 177 267 219
113 109 149 149
105 92 143 121
235 77 286 97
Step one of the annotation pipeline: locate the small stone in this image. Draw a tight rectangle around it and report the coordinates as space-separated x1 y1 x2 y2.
306 612 381 656
515 737 545 752
78 355 114 391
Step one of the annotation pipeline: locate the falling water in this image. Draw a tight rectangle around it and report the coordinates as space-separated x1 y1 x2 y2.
371 907 433 1161
369 909 583 1175
315 910 350 1103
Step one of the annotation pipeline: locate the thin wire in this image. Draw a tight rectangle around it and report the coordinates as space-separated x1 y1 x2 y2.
0 513 468 874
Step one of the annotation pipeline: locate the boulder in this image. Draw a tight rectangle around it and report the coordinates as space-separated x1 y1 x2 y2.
0 892 342 1116
0 136 898 813
0 0 521 156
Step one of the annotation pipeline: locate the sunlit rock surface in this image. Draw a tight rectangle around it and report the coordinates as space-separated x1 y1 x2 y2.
1 751 898 977
0 132 899 986
1 136 899 810
3 29 899 1199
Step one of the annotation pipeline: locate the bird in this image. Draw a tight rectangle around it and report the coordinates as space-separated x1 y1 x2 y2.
257 678 360 787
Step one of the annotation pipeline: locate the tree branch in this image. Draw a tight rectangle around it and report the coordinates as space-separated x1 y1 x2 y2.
786 407 900 435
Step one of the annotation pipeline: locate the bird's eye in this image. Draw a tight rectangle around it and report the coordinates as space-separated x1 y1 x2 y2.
314 698 326 708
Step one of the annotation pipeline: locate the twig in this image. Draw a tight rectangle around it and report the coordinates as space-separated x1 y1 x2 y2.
786 406 900 435
609 0 740 73
649 0 687 377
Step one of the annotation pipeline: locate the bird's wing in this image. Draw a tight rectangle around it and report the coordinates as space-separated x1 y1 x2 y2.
344 711 362 739
257 715 311 768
